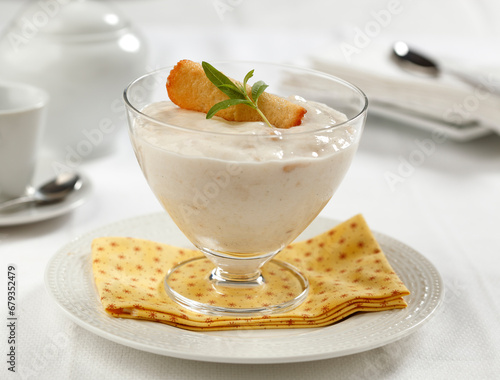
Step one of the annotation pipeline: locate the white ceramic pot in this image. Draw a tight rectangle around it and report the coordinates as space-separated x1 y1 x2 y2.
0 0 148 163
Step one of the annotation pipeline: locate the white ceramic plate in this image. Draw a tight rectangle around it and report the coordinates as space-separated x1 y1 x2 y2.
0 173 91 226
369 102 492 142
44 213 443 364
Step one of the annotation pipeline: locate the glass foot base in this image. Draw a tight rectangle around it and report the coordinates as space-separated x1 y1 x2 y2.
164 257 309 316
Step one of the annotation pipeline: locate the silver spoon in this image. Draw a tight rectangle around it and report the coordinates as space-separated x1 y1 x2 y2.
392 41 500 96
0 172 82 212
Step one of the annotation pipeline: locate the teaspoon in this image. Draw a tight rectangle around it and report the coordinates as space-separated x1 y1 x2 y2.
392 41 499 96
0 172 82 212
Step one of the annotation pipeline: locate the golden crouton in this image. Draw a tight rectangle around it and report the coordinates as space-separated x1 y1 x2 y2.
166 59 306 129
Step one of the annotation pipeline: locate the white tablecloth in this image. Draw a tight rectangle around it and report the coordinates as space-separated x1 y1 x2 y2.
1 1 499 379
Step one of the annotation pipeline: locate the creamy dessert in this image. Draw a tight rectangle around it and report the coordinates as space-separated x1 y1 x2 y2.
131 96 359 256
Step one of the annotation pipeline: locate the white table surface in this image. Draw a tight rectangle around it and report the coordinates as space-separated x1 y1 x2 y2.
1 1 500 379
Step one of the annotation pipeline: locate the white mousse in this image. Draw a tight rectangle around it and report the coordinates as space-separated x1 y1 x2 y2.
132 97 359 255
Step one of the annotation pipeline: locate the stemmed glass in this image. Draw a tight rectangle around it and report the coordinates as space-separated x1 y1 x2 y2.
124 62 367 316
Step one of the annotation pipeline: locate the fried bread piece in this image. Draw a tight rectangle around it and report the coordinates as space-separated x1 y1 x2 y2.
166 59 306 129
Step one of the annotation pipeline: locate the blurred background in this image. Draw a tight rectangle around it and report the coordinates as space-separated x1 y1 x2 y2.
2 0 499 65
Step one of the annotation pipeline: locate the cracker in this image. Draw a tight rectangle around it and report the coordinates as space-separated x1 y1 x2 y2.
166 59 306 129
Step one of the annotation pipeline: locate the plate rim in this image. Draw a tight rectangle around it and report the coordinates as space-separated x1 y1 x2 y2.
44 212 444 364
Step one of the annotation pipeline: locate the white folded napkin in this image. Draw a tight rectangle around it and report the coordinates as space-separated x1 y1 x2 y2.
305 37 500 140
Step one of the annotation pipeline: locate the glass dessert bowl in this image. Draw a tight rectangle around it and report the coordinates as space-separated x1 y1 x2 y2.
124 61 367 316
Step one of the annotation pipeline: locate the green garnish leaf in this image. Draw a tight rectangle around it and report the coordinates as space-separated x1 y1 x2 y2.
206 98 253 119
202 61 234 88
201 62 242 99
202 61 273 128
243 69 254 88
216 84 247 100
251 80 268 103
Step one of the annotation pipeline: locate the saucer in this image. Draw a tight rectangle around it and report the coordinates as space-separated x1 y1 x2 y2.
0 173 91 227
45 213 444 363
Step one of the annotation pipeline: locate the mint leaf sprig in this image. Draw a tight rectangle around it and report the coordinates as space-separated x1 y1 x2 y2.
201 61 273 128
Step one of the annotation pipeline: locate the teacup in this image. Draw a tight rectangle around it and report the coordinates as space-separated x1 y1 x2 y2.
0 82 48 202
